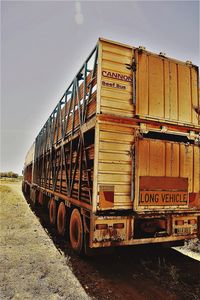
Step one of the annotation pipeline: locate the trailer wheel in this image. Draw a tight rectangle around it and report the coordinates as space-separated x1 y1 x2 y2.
49 198 57 226
57 202 66 236
70 208 83 255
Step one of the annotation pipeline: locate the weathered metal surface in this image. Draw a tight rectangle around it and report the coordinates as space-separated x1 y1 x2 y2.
90 214 199 248
98 39 134 118
97 38 199 127
140 176 188 190
99 185 114 209
135 48 199 126
93 121 134 211
134 137 200 211
92 115 199 212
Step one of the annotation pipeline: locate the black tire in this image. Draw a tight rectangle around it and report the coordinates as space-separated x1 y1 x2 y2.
69 208 83 255
57 202 66 236
49 198 57 225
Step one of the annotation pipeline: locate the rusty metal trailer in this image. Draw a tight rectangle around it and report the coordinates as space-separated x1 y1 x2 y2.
23 38 200 255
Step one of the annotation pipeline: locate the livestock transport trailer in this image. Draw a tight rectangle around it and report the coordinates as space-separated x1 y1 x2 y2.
23 38 200 255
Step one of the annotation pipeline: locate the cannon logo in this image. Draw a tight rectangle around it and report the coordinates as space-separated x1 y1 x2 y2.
102 70 132 83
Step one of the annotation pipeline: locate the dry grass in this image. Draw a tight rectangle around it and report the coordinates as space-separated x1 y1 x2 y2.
0 178 22 183
0 185 12 193
0 181 89 300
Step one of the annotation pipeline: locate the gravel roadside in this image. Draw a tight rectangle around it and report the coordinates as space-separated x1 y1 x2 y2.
0 182 90 300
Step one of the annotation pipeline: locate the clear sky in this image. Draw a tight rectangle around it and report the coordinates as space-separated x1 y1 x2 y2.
1 0 199 174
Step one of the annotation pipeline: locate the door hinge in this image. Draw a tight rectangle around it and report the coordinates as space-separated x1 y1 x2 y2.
125 59 137 72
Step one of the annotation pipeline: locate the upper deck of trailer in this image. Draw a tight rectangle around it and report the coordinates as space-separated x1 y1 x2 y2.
33 38 199 160
24 143 35 167
98 38 199 127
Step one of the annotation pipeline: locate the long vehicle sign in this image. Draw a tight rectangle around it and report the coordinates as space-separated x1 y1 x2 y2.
139 191 188 206
139 176 188 206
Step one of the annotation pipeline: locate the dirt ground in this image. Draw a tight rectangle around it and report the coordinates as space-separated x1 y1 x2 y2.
0 181 89 300
1 180 200 300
